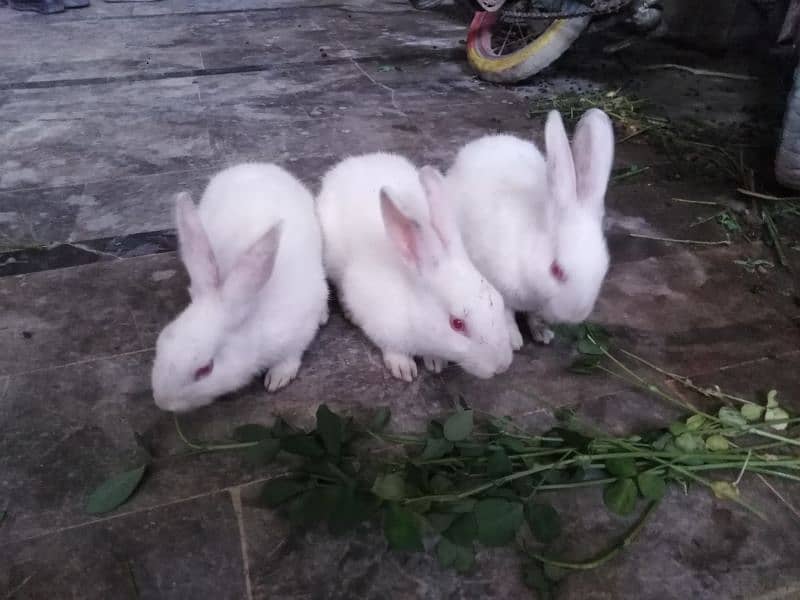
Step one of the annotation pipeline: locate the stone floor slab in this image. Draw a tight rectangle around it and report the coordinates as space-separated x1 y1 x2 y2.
0 492 247 599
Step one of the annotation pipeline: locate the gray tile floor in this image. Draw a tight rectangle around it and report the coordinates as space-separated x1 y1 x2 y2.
1 1 799 598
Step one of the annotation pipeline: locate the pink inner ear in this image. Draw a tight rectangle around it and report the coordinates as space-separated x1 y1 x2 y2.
381 190 421 266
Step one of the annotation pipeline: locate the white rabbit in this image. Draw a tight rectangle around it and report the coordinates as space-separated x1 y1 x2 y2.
446 108 613 348
316 152 513 382
151 163 329 412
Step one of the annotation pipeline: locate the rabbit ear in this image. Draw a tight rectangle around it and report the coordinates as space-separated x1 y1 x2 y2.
419 165 459 251
221 221 282 311
175 192 219 297
572 108 614 215
381 184 449 272
381 187 426 268
545 110 578 208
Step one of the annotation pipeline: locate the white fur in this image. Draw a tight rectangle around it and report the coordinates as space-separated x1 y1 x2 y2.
446 109 613 344
316 152 513 381
152 163 329 411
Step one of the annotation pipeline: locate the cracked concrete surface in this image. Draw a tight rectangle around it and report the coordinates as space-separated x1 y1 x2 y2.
1 1 799 598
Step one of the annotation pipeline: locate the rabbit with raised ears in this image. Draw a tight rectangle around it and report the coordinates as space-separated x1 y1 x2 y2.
316 152 513 382
446 108 613 348
151 163 329 412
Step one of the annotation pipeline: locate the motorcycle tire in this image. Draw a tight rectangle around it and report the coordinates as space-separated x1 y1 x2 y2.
466 1 591 83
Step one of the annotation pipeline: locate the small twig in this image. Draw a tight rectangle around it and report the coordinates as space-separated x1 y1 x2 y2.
618 127 651 144
641 63 758 81
737 188 800 202
761 208 789 269
627 233 731 246
612 165 650 181
734 450 752 487
758 474 800 521
529 501 660 570
672 197 721 206
6 575 33 599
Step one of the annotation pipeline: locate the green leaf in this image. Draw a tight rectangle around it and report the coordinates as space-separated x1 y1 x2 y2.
370 407 392 432
281 434 326 458
568 355 601 374
552 323 583 341
652 432 673 450
685 414 706 431
289 487 336 528
437 537 475 572
233 423 272 442
603 478 638 516
604 457 638 478
271 417 297 439
372 473 406 500
259 478 307 508
429 473 453 493
86 464 147 515
427 512 458 533
487 449 513 477
444 512 478 546
636 472 666 501
328 487 376 535
718 407 747 429
444 410 473 442
765 406 790 431
577 338 603 355
316 404 343 457
523 562 554 599
475 498 524 546
447 499 476 514
243 438 281 466
674 432 702 452
421 437 454 460
710 480 739 501
384 504 424 551
525 502 561 543
668 422 688 436
498 435 528 453
740 403 765 422
457 442 485 458
704 434 730 452
584 323 610 345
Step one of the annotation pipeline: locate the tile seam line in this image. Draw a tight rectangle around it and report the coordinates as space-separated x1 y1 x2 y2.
0 347 155 378
0 472 290 549
12 4 414 24
0 48 463 91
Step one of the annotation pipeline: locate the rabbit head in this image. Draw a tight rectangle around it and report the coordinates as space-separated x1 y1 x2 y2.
151 193 282 412
536 109 612 324
381 167 513 378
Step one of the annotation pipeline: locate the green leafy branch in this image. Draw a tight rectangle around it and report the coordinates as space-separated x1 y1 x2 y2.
85 325 800 596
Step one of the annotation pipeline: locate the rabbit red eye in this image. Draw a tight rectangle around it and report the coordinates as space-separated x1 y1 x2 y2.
194 360 214 380
550 261 567 283
450 316 466 333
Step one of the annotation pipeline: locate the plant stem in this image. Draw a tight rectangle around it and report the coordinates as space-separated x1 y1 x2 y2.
404 451 575 505
529 500 660 570
173 415 260 452
627 233 731 246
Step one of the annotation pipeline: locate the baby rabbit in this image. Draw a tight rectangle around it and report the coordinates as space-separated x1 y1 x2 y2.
446 109 613 348
152 163 329 412
316 152 513 382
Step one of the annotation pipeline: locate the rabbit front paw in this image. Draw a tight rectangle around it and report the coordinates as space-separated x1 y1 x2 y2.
383 351 418 382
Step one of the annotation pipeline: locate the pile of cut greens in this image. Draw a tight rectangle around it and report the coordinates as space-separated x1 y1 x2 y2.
86 326 800 596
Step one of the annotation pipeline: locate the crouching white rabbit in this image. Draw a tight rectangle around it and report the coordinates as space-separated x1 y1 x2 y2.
152 163 329 412
446 108 613 348
316 152 513 382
